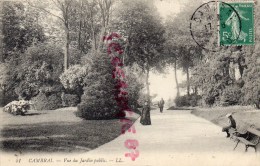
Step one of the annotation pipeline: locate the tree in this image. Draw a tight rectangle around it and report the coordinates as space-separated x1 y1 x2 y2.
59 64 90 98
0 1 3 62
113 0 165 105
0 63 8 105
2 1 45 61
163 36 180 97
77 53 120 119
27 0 74 70
13 42 64 100
163 0 203 97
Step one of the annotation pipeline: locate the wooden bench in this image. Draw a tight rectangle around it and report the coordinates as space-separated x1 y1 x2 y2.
233 127 260 152
229 125 249 140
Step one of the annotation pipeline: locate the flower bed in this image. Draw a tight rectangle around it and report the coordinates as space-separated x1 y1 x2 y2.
3 100 33 116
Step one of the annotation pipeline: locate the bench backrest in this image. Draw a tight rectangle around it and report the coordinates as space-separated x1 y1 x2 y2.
247 128 260 145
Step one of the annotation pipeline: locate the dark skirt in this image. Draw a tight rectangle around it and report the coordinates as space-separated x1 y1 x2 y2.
140 107 151 125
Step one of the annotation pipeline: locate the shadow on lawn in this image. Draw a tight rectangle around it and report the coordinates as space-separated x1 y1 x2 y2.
0 119 123 153
24 113 46 116
167 106 195 110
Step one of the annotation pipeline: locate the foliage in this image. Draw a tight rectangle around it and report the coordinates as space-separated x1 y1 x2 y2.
125 68 145 111
62 94 80 107
175 95 190 107
2 1 45 60
112 0 165 106
1 1 47 104
175 94 201 107
59 64 89 97
14 42 64 99
220 85 242 106
77 53 120 120
164 1 203 96
3 100 32 115
31 92 62 110
242 49 260 108
113 0 165 70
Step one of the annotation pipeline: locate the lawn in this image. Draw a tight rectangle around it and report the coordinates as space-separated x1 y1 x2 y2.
0 107 139 153
191 106 260 131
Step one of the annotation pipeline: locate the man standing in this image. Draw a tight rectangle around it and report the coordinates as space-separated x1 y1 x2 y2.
158 98 165 113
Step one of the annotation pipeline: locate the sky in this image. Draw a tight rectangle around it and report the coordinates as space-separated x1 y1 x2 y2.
149 0 186 101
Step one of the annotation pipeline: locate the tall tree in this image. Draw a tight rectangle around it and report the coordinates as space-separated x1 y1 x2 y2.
27 0 73 70
0 1 3 62
2 1 45 61
164 10 202 96
113 0 165 104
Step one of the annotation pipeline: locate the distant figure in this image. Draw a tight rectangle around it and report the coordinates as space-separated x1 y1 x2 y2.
140 101 151 125
222 113 236 138
158 98 165 113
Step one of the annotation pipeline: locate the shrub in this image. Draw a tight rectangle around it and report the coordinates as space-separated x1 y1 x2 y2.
62 94 80 107
175 95 190 107
10 42 63 100
175 94 202 107
125 70 144 112
76 53 121 120
3 100 32 115
242 52 260 109
190 94 202 107
59 65 89 98
31 92 62 110
220 85 242 106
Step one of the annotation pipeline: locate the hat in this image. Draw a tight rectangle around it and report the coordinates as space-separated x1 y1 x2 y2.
226 113 232 117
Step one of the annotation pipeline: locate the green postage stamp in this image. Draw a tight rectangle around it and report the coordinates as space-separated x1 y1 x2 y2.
219 2 255 46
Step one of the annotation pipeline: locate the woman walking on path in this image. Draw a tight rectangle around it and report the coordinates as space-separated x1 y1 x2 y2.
140 101 151 125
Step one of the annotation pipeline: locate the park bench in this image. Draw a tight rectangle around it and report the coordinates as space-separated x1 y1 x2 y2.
219 120 248 140
229 124 249 140
233 127 260 152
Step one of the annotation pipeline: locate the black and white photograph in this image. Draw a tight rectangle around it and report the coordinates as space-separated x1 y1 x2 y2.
0 0 259 165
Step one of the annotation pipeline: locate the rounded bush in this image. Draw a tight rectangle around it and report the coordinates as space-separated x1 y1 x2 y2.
31 92 62 110
220 85 242 106
175 94 202 107
76 103 124 120
76 53 122 120
62 94 80 107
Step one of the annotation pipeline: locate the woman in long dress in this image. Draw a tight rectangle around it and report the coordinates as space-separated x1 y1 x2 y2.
140 101 151 125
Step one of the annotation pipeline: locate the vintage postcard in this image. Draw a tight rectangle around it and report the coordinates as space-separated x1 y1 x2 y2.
0 0 259 166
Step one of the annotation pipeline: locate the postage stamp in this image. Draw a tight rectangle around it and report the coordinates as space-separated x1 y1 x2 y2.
219 2 255 45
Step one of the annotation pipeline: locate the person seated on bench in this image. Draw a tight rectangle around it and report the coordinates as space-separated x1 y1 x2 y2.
222 113 236 138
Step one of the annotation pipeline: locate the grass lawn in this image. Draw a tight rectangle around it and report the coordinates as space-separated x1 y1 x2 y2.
191 106 260 131
0 107 139 153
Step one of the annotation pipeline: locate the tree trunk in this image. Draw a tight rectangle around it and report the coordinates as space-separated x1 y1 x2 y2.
194 86 198 95
174 58 180 97
238 57 245 78
146 66 150 105
78 0 83 51
186 67 190 96
2 88 5 106
64 24 69 70
0 1 3 62
90 5 97 50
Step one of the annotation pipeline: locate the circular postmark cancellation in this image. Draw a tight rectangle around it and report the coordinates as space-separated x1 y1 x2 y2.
190 1 242 52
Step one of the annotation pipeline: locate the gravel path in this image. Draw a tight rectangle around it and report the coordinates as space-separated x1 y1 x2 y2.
86 109 260 166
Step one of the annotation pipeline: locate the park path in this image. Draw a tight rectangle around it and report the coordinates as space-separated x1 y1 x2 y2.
85 109 260 166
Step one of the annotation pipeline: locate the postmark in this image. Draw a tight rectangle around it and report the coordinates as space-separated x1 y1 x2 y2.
190 1 254 51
